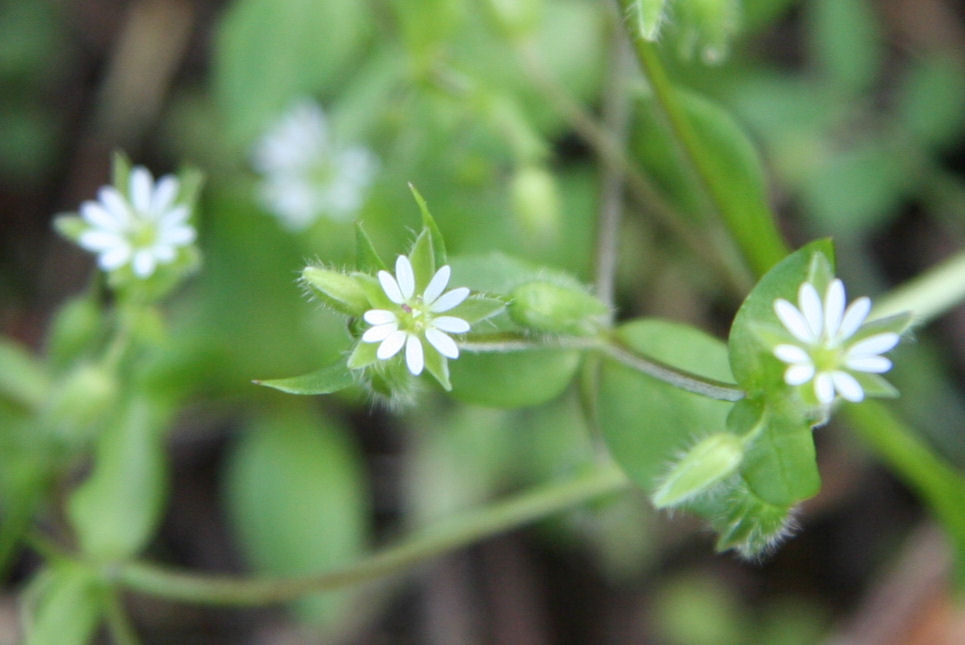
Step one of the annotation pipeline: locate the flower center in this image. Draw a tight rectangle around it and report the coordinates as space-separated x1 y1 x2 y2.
811 345 843 374
129 218 158 249
398 298 430 334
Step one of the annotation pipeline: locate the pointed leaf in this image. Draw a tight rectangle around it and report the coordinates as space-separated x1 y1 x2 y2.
409 183 447 268
255 361 356 395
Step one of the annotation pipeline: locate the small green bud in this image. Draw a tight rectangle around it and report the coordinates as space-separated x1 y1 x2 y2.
46 295 103 368
44 363 118 440
301 266 370 316
652 433 744 508
633 0 669 41
511 165 560 240
508 281 609 336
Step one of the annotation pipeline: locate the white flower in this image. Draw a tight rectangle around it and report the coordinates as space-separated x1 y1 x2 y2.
251 100 376 230
361 255 471 375
77 166 195 278
772 279 900 404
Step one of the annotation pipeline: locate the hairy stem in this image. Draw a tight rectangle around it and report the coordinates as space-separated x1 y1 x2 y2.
117 464 628 605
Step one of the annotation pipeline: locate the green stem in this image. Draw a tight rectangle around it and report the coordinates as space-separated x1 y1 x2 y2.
844 402 965 585
117 464 628 605
104 589 142 645
873 250 965 325
616 3 788 277
460 333 745 401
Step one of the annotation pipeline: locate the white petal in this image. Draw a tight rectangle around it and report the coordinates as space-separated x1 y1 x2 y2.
98 186 131 221
160 224 196 246
798 282 824 339
81 201 125 231
814 372 835 404
824 279 845 340
433 315 470 333
784 363 815 386
79 230 126 252
848 332 900 357
405 334 424 375
423 265 451 305
395 255 415 300
774 299 814 344
98 245 132 270
152 244 176 263
831 371 864 402
151 175 179 213
132 250 157 278
130 167 153 213
430 287 470 313
363 323 397 343
838 297 871 341
161 205 190 225
364 309 397 325
774 344 810 364
378 270 405 304
377 330 406 359
845 355 892 373
425 328 459 358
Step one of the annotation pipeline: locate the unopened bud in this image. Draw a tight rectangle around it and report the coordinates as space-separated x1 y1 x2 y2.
508 281 609 336
301 266 370 316
512 165 560 240
652 433 744 508
633 0 669 41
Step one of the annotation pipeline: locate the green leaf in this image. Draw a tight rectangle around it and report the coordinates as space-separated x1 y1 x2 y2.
23 564 104 645
897 54 965 152
728 239 835 397
409 183 447 269
67 396 168 560
44 294 103 369
449 349 581 408
355 223 386 273
255 361 356 395
708 485 794 557
407 228 435 292
449 295 506 324
224 411 368 626
212 0 370 145
631 90 789 275
730 400 820 506
0 338 48 410
809 0 881 94
598 319 734 492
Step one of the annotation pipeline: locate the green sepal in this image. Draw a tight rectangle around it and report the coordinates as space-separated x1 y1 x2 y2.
734 401 821 507
255 361 356 395
175 165 205 214
409 183 447 269
448 295 506 324
356 272 395 310
301 266 371 316
854 310 914 342
424 348 452 391
355 223 386 273
709 486 795 558
53 215 86 243
347 340 380 370
634 0 668 40
852 372 899 399
407 228 435 292
110 150 133 195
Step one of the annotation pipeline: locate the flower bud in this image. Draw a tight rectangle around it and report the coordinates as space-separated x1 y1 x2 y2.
512 165 560 240
44 363 118 440
508 281 609 336
301 266 370 316
652 433 744 508
633 0 669 41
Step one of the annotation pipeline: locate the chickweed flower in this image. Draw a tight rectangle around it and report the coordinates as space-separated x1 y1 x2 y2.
361 255 471 376
76 166 196 279
252 99 377 230
773 279 900 404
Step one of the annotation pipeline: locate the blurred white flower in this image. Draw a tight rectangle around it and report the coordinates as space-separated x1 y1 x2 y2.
773 279 900 404
361 255 471 376
252 100 376 230
77 166 195 278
